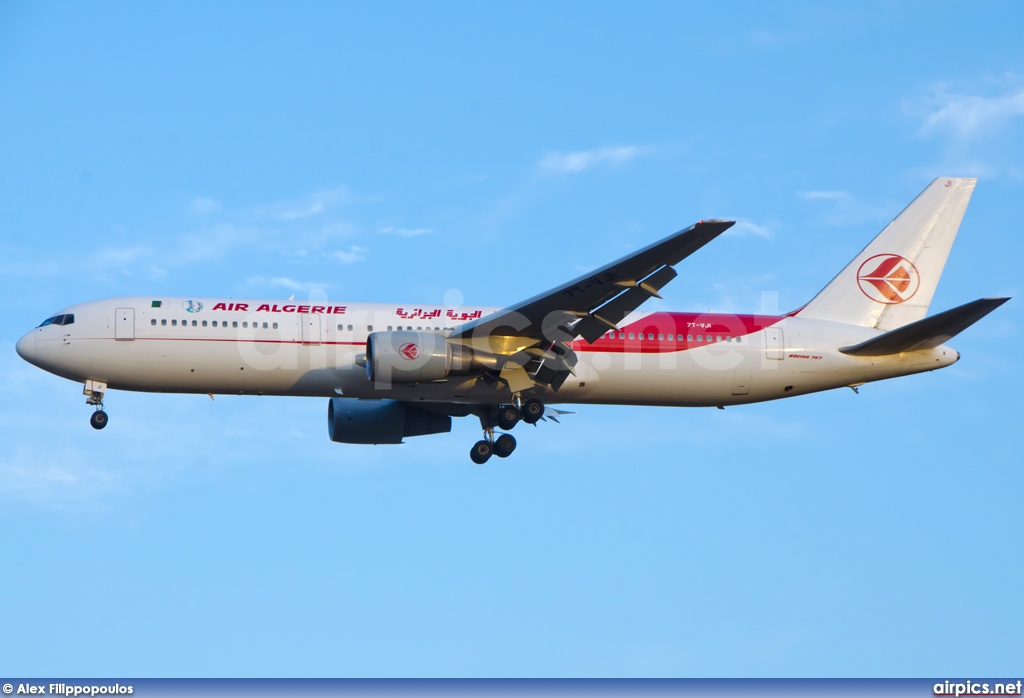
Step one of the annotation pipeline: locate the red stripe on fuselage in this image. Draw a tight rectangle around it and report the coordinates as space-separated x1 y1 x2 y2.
573 312 783 353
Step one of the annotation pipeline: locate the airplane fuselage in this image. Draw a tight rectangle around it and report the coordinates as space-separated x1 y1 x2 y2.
16 295 959 409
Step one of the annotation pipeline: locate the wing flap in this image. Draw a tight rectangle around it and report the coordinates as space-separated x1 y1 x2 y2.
839 297 1009 356
574 265 678 342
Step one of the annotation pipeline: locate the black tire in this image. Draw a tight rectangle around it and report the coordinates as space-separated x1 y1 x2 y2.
522 399 544 424
495 404 520 430
494 433 517 458
470 440 493 464
90 410 108 430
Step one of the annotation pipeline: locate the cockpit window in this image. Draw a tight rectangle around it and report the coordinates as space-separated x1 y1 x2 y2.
37 314 74 327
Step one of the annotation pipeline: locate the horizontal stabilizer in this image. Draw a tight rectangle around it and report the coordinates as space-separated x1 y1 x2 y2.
839 297 1009 356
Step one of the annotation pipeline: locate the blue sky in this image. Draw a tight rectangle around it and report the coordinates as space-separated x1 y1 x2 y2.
1 1 1022 678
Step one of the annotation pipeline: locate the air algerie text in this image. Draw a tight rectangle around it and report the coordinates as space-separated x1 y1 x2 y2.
211 303 347 314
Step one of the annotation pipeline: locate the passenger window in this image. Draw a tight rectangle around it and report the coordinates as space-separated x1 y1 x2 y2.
648 333 654 340
697 335 703 342
161 319 167 326
658 334 664 340
172 319 177 326
192 320 197 326
628 333 635 340
212 321 217 327
368 325 373 331
243 322 248 328
202 320 207 327
348 325 353 331
717 336 722 342
619 333 624 339
388 326 393 331
272 322 278 329
262 322 268 329
232 321 238 328
737 337 742 343
151 319 157 326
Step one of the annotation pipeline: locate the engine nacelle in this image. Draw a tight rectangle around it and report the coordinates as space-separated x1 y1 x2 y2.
365 330 453 384
328 397 451 444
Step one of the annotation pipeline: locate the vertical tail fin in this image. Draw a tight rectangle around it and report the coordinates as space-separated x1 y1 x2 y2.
797 177 976 330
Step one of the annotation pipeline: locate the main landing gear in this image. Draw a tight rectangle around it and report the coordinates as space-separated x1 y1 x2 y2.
468 398 544 464
84 379 108 430
470 432 518 464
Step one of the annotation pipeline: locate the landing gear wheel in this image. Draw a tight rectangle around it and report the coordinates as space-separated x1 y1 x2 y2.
470 440 493 464
496 404 521 430
522 398 544 424
90 410 108 430
493 433 517 458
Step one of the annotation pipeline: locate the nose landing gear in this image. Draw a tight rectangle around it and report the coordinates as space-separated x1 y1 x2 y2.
84 379 108 430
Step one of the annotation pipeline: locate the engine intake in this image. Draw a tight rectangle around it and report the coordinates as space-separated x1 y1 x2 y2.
328 397 451 444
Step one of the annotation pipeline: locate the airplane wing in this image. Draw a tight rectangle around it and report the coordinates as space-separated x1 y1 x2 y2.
447 219 735 391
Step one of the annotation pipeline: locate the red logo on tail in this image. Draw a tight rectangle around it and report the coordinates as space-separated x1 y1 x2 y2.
399 343 420 360
856 254 921 304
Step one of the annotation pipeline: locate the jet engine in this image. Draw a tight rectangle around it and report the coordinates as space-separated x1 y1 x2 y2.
366 331 449 383
327 397 451 444
365 330 487 384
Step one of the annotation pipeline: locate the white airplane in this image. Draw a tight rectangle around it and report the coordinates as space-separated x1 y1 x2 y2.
16 177 1008 463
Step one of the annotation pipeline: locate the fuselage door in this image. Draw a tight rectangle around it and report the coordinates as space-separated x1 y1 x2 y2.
115 307 135 341
765 327 784 360
301 313 321 345
732 368 751 395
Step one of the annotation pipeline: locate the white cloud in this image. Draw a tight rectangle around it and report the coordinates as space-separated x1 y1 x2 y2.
186 196 222 216
92 245 150 265
377 226 432 237
266 186 353 220
725 219 774 239
176 223 257 263
539 145 653 175
331 245 369 264
913 85 1024 140
247 276 331 292
796 188 893 228
0 448 122 510
797 190 851 201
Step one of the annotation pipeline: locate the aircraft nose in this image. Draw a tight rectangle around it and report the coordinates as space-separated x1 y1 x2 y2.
15 331 35 363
